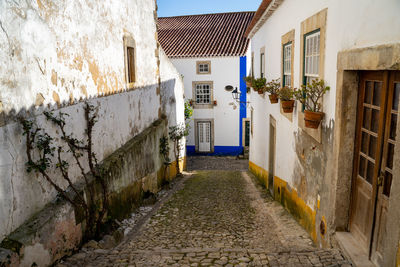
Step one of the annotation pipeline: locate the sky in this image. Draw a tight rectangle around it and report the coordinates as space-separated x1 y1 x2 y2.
157 0 262 17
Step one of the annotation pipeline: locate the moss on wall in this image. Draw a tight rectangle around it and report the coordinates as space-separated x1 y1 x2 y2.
249 161 317 242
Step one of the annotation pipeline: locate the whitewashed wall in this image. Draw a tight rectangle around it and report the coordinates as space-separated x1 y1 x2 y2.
171 57 241 148
249 0 400 200
0 0 184 242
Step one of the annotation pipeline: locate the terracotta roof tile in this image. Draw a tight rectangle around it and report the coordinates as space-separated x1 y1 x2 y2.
158 12 255 58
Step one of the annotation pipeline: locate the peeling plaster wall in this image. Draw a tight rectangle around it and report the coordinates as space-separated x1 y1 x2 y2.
0 0 185 243
248 0 400 248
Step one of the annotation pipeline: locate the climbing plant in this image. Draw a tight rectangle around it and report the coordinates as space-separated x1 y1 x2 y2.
169 123 189 176
21 103 108 240
159 135 171 182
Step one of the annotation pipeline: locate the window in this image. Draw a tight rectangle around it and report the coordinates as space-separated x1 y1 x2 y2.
124 36 136 87
127 47 135 83
195 83 211 104
298 9 326 140
303 30 320 110
303 30 320 85
196 61 211 74
260 52 265 78
199 63 209 73
283 42 292 86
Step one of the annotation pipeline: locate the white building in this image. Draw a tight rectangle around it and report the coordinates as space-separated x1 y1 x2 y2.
158 12 254 156
0 0 184 265
245 0 400 266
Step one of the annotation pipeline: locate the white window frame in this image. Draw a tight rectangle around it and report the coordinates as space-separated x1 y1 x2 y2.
196 61 211 74
304 30 320 85
283 42 292 87
194 82 212 104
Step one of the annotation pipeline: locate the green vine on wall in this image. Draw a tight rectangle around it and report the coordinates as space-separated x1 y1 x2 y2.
21 103 108 240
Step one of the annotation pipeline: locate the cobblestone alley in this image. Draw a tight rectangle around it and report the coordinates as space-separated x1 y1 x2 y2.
59 157 351 267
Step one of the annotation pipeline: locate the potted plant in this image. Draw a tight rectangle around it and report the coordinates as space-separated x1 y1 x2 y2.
252 77 266 95
277 86 295 113
265 78 280 103
244 76 254 88
213 100 217 106
294 78 330 128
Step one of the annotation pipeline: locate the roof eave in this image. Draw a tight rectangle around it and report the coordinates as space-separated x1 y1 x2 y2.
245 0 284 39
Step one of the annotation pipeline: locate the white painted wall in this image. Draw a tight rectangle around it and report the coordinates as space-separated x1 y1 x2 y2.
171 57 242 149
248 0 400 206
0 0 184 242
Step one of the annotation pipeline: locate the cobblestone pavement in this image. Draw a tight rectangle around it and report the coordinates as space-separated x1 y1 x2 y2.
60 170 351 267
186 156 248 171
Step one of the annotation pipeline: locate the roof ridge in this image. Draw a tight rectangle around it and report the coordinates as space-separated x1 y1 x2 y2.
158 11 254 57
158 11 256 19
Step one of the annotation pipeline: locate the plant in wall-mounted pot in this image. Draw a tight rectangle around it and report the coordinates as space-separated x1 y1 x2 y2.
213 100 217 106
277 86 295 113
244 76 254 88
252 77 267 95
265 78 280 104
294 78 330 129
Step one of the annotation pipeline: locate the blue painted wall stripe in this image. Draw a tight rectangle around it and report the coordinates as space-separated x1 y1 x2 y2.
239 56 247 151
186 146 243 156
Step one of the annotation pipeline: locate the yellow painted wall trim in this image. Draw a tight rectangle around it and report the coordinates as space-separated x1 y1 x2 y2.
249 161 269 188
249 161 317 242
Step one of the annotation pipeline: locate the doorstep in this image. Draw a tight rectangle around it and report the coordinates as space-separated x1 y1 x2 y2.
335 232 376 267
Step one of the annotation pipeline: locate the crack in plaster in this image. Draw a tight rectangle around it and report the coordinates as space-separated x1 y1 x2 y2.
35 57 46 75
0 20 13 57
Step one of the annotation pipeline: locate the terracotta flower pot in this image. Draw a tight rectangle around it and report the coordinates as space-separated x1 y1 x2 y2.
304 110 324 129
258 89 264 95
281 100 295 113
269 94 278 103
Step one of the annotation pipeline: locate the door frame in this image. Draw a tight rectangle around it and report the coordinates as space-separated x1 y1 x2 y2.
242 118 250 147
194 118 214 153
333 44 400 267
268 115 276 197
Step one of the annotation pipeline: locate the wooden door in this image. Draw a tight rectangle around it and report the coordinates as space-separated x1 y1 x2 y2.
198 121 211 152
350 71 399 264
371 71 399 266
268 116 276 196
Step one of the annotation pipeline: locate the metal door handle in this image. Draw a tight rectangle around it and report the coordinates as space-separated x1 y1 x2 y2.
377 173 384 186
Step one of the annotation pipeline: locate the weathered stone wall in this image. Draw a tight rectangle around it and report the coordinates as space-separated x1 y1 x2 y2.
0 0 185 255
0 118 180 266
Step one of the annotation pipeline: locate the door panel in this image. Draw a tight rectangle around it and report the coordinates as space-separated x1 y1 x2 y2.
198 122 211 152
371 72 399 266
350 72 387 249
350 71 399 266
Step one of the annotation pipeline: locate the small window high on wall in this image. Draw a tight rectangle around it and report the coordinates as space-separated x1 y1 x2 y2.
196 61 211 74
127 47 135 83
283 42 292 86
124 36 136 88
